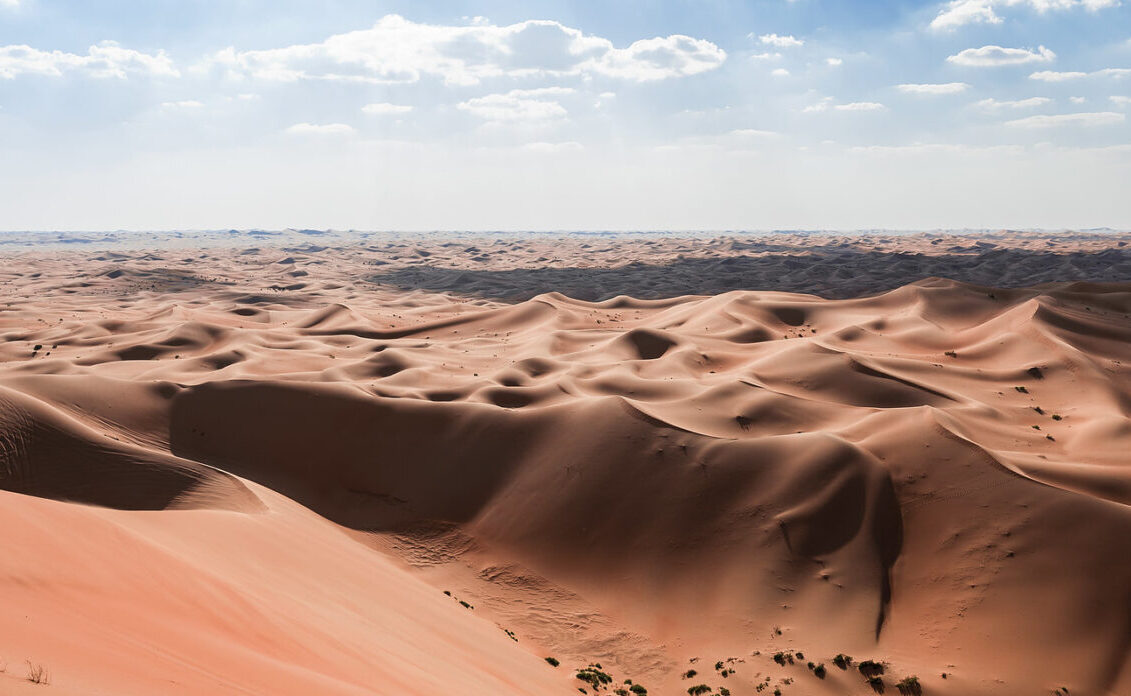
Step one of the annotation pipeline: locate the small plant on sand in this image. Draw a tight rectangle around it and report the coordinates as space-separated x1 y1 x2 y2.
683 669 698 679
866 675 884 692
715 661 724 671
773 688 782 696
576 666 613 689
545 657 560 667
687 685 712 696
896 675 922 695
1014 385 1029 394
615 689 629 696
1052 414 1062 421
944 350 957 358
858 659 885 677
26 661 49 685
814 664 827 679
772 652 793 666
629 684 647 695
718 688 731 696
459 600 473 609
833 654 852 670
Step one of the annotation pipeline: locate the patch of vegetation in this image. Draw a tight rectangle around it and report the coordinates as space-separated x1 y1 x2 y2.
687 685 712 696
944 350 957 358
814 664 827 679
1052 414 1062 421
683 669 698 679
833 654 852 670
718 688 731 696
896 675 922 695
502 627 517 642
858 660 884 677
715 661 724 671
629 684 647 695
459 600 473 609
772 652 793 666
576 666 613 689
794 652 804 660
545 657 560 667
867 675 884 693
1015 385 1029 394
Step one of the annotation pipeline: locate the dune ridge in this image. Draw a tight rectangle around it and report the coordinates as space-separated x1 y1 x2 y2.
2 233 1131 695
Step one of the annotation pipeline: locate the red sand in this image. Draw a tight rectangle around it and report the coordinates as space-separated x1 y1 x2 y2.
2 230 1130 695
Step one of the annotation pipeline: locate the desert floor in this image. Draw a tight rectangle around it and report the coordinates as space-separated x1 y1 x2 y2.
2 229 1131 696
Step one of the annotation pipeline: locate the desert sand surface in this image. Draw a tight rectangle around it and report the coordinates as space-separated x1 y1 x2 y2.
2 229 1131 696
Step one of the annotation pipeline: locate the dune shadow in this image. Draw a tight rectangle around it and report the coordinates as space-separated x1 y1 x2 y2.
368 247 1131 300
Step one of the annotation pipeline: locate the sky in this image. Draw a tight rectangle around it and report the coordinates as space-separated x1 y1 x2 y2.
0 0 1129 231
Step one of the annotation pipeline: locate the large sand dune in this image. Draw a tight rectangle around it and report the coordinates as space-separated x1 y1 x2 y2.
2 231 1130 695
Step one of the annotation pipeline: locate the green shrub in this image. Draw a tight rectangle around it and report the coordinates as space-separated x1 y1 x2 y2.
544 657 560 667
687 685 712 696
814 664 827 679
833 654 852 669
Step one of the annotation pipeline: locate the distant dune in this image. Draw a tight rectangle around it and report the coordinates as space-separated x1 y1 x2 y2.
1 231 1130 695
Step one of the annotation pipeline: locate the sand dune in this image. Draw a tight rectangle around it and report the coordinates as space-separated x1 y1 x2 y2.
2 231 1131 695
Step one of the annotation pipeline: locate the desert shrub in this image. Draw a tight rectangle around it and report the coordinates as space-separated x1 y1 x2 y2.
896 675 921 695
833 654 852 669
683 669 698 679
576 667 613 688
26 662 49 685
629 685 647 695
1052 414 1062 421
858 660 884 677
545 657 560 667
1015 386 1028 393
687 685 712 696
719 688 731 696
814 664 827 679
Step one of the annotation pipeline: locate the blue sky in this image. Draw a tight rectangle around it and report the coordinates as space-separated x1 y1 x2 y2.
1 0 1129 230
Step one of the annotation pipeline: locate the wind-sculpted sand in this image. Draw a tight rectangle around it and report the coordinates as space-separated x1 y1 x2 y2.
1 230 1130 695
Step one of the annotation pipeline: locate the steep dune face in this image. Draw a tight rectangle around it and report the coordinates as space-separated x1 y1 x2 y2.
2 236 1131 695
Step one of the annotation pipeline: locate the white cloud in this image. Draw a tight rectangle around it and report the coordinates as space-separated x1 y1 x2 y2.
362 102 413 115
849 143 1025 155
0 0 20 8
1112 96 1131 105
457 87 572 121
1032 67 1131 80
826 57 844 66
836 101 887 111
1004 111 1125 127
285 122 356 135
1029 70 1088 81
750 52 782 61
897 82 970 94
772 68 790 76
757 33 804 48
522 141 582 152
160 100 204 109
975 96 1051 110
1070 95 1086 103
931 0 1119 31
0 41 178 79
947 45 1055 67
205 15 725 86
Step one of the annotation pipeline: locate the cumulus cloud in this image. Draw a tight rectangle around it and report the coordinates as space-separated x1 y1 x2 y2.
204 15 725 86
0 41 178 79
772 68 790 76
0 0 19 8
457 87 572 121
946 45 1055 67
1004 111 1125 127
975 96 1051 110
897 82 970 94
930 0 1119 31
362 102 413 115
285 122 356 135
757 33 804 48
826 57 844 66
1112 96 1131 105
1031 67 1131 80
730 128 781 138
